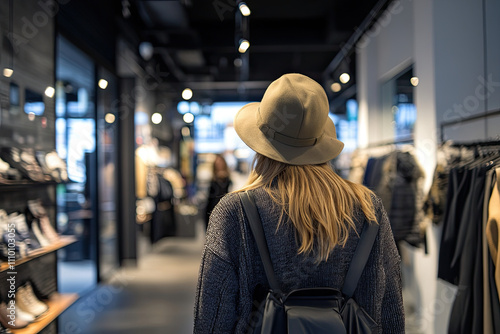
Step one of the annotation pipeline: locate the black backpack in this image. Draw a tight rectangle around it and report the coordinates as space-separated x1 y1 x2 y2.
238 191 379 334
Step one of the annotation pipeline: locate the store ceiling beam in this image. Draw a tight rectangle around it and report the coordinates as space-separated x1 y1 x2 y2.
181 80 271 90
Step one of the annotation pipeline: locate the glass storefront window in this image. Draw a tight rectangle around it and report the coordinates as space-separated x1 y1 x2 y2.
55 36 98 294
382 67 417 141
97 67 119 281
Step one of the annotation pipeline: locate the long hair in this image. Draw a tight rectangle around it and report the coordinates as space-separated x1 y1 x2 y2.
237 153 377 261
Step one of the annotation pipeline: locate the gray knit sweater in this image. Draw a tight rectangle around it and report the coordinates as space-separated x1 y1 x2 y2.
194 188 405 333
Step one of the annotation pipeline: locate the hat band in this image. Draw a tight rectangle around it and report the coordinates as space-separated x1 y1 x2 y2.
258 124 317 147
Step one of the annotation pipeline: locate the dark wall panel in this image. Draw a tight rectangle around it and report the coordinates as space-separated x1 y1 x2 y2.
0 0 56 150
57 0 119 71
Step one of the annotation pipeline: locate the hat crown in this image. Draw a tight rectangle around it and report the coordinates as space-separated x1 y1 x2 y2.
258 74 331 140
233 73 344 165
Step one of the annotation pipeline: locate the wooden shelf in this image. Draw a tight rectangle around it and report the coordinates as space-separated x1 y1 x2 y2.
0 236 77 273
10 293 79 334
0 181 63 191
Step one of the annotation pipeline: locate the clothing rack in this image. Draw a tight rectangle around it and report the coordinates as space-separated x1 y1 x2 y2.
361 136 414 149
440 109 500 142
448 139 500 148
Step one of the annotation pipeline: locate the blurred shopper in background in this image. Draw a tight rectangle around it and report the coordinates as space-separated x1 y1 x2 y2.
204 154 232 229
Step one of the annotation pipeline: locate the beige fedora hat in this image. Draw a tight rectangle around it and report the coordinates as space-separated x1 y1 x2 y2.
234 73 344 165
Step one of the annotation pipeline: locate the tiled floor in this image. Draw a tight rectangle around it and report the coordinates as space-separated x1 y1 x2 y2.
59 220 205 334
59 218 423 334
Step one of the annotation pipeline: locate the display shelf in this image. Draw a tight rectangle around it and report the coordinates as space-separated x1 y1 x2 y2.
0 236 77 273
10 293 79 334
0 180 64 191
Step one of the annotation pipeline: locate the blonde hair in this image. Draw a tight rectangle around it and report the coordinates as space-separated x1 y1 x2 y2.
237 153 377 261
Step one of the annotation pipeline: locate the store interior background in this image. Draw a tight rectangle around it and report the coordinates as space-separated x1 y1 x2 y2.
0 0 499 333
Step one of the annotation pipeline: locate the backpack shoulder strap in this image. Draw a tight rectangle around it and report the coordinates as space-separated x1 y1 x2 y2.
238 191 283 295
342 220 380 298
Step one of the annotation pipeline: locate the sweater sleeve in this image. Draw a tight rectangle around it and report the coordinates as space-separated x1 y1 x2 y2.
377 199 406 333
194 247 239 333
194 194 241 333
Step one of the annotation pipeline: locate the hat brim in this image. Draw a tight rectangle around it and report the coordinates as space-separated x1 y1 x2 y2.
234 102 344 165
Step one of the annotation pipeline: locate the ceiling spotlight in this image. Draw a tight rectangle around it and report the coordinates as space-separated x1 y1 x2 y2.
239 2 251 16
98 79 108 90
183 112 194 124
151 112 162 124
3 68 13 78
238 39 250 53
410 76 419 87
182 88 193 100
339 73 350 84
331 82 341 93
105 113 116 124
44 86 55 98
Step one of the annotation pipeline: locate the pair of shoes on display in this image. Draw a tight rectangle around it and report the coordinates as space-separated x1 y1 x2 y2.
0 148 46 183
0 207 59 260
26 200 60 244
0 302 30 329
0 158 22 184
17 282 49 318
35 151 69 183
0 211 29 260
0 282 49 330
0 212 43 260
9 213 42 252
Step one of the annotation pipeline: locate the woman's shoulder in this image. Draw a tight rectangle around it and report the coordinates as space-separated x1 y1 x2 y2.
369 192 385 211
214 191 242 210
217 188 267 204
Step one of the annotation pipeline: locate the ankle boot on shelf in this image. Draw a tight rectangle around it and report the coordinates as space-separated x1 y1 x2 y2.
39 216 59 244
0 148 45 183
16 286 48 318
14 303 36 323
1 215 29 259
10 214 41 253
26 200 47 219
22 282 48 314
31 221 51 247
0 302 30 329
0 157 22 183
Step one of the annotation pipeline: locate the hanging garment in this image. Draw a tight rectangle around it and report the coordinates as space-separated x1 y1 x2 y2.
387 151 424 246
448 166 487 334
423 163 449 224
488 255 500 333
362 151 424 247
423 143 473 225
374 151 424 246
348 150 369 184
438 167 473 285
362 157 378 189
486 167 500 300
151 174 176 243
483 169 495 334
